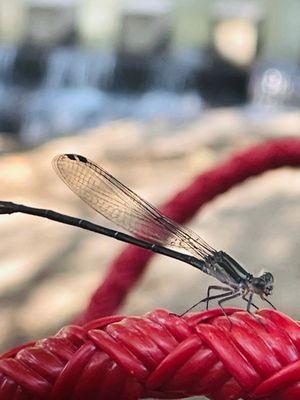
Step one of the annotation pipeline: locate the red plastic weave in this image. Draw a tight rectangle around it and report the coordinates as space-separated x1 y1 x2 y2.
76 138 300 324
1 308 300 400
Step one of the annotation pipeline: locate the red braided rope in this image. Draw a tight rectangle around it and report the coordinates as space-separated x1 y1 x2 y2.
1 308 300 399
75 138 300 324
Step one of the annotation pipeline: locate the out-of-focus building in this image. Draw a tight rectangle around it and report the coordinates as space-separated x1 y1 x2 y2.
0 0 120 47
0 0 300 61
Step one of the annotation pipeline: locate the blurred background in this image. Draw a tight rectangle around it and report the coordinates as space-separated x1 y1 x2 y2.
1 1 300 383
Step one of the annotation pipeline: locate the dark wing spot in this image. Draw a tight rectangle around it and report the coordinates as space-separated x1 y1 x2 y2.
66 154 76 160
65 154 88 163
77 155 88 163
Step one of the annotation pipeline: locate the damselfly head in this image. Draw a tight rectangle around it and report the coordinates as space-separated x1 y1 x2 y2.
252 271 274 296
262 272 274 296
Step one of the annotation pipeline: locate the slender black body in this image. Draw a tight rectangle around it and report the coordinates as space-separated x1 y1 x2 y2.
0 201 206 269
0 153 275 312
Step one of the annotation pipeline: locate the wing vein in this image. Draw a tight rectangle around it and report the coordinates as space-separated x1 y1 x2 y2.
53 154 216 259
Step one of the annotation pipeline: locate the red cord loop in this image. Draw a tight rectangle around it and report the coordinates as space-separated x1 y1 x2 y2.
1 309 300 399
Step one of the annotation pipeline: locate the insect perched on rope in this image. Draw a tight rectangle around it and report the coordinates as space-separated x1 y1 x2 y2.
0 154 275 314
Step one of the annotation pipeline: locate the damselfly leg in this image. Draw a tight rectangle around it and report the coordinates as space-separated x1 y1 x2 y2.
241 292 269 330
217 291 266 330
205 285 233 310
180 287 233 316
218 291 241 329
242 292 258 311
263 297 277 310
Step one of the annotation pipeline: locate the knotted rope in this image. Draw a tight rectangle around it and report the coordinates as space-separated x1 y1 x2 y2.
2 137 300 399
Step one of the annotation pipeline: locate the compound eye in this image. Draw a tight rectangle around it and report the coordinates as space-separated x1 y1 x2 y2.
264 272 274 283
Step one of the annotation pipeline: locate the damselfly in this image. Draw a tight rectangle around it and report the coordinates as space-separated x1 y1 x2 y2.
0 154 275 313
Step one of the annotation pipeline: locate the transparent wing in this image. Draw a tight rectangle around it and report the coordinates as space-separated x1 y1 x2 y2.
52 154 216 259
